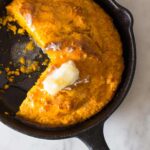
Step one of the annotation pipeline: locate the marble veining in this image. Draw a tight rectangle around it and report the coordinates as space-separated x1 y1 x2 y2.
0 0 150 149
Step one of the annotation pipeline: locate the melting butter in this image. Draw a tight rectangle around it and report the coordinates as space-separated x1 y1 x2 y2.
43 60 79 96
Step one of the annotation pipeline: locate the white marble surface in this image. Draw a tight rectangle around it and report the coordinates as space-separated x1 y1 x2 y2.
0 0 149 149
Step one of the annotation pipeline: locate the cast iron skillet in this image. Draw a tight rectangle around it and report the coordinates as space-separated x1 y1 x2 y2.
0 0 136 149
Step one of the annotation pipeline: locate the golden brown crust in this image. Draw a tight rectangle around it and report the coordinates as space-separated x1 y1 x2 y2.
7 0 124 127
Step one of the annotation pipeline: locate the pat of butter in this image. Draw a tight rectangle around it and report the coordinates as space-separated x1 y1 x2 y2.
43 60 79 96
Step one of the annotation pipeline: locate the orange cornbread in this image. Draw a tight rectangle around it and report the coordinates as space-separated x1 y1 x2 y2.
6 0 124 127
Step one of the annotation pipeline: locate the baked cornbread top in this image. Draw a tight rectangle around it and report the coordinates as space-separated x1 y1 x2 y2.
6 0 124 127
7 0 122 55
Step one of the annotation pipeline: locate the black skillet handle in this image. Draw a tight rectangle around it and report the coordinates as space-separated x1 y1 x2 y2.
77 123 109 150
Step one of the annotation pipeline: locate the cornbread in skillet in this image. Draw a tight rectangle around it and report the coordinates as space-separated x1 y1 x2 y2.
6 0 124 127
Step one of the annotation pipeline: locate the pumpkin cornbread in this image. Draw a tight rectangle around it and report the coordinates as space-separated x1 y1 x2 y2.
6 0 124 127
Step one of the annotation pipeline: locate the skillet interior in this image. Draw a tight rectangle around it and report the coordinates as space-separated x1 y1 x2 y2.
0 0 136 139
